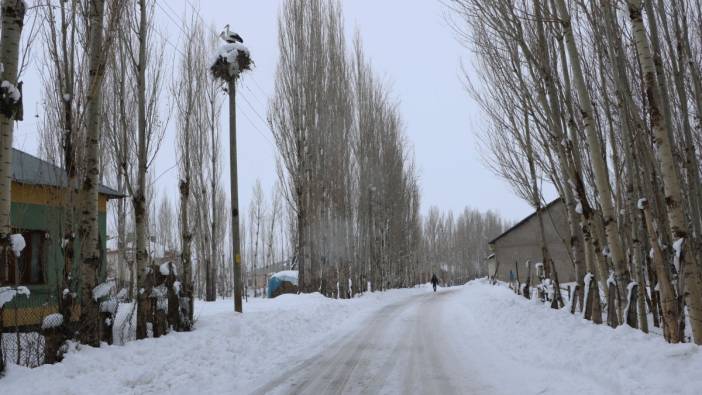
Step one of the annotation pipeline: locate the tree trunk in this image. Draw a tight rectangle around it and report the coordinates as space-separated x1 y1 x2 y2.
0 0 24 243
627 0 702 344
179 178 193 329
555 0 629 324
135 0 151 340
0 0 25 368
78 0 106 347
641 199 680 343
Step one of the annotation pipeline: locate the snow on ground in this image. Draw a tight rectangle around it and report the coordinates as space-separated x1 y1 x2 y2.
449 279 702 394
2 287 427 395
3 281 701 394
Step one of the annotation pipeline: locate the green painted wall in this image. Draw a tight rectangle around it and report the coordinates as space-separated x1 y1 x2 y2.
6 201 108 309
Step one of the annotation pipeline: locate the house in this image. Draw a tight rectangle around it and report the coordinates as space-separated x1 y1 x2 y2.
487 198 574 284
0 149 123 329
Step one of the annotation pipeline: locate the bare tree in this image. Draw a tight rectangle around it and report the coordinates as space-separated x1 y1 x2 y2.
173 11 207 328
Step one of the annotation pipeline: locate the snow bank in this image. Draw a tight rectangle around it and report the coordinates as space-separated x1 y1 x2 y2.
447 280 702 394
2 287 426 394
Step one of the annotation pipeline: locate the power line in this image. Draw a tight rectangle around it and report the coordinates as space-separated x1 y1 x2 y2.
154 1 276 148
169 0 272 113
237 103 276 148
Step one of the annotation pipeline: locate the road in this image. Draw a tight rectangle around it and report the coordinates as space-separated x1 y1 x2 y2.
252 288 498 395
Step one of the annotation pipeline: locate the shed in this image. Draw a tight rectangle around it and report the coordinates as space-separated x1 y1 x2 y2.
267 270 298 298
1 149 123 329
487 198 574 284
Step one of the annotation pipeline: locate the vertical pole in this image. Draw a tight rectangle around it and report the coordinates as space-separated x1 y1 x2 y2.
229 78 243 313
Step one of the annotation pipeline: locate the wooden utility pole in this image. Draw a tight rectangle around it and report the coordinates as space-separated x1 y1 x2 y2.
229 78 243 313
210 26 251 313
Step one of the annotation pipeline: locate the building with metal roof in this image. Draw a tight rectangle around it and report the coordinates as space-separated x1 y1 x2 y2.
2 149 124 329
487 198 575 285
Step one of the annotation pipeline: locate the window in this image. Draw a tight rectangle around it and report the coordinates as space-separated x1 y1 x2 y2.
0 230 46 285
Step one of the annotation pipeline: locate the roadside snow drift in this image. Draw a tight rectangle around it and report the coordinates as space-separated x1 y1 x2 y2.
2 288 426 394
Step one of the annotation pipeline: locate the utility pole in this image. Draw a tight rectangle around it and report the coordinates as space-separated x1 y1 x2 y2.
228 78 243 313
210 25 251 313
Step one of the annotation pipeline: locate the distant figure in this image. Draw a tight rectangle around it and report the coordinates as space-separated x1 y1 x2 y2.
431 273 439 292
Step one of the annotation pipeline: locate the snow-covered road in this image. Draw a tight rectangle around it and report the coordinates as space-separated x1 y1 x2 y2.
253 288 493 394
253 287 605 394
4 280 701 394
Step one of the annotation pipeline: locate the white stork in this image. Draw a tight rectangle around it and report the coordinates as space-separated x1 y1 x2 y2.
220 24 243 44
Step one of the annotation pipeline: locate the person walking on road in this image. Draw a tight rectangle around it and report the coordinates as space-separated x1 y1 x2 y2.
431 273 439 292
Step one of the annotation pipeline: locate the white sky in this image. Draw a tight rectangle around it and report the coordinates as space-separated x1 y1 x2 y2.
14 0 546 222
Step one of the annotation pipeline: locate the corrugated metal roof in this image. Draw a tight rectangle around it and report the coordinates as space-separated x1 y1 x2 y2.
12 148 124 198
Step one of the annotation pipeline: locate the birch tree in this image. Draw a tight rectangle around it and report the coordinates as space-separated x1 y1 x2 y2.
0 0 25 374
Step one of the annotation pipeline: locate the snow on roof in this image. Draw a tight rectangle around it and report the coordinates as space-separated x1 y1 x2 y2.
271 270 298 286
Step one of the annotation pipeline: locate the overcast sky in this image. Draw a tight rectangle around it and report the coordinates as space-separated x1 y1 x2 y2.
14 0 546 223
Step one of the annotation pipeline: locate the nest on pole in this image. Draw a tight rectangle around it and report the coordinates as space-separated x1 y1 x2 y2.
210 43 253 82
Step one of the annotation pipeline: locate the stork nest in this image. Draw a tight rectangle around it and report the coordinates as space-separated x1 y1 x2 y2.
210 49 253 82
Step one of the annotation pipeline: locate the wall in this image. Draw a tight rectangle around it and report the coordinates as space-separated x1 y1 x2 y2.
2 183 109 327
491 200 574 284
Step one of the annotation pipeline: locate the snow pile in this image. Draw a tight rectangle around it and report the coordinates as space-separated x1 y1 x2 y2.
41 313 64 330
10 233 25 257
271 270 298 286
0 286 30 308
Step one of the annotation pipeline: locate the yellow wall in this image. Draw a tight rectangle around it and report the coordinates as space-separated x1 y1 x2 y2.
1 305 80 327
11 182 108 213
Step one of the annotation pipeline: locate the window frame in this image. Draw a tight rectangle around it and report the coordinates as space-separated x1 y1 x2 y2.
0 228 48 286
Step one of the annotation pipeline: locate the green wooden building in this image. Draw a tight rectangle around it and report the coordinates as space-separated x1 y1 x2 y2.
1 149 123 329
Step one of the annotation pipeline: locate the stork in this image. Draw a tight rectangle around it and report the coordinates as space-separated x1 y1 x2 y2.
220 24 243 44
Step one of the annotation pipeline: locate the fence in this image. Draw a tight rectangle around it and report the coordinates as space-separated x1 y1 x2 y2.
1 295 53 368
